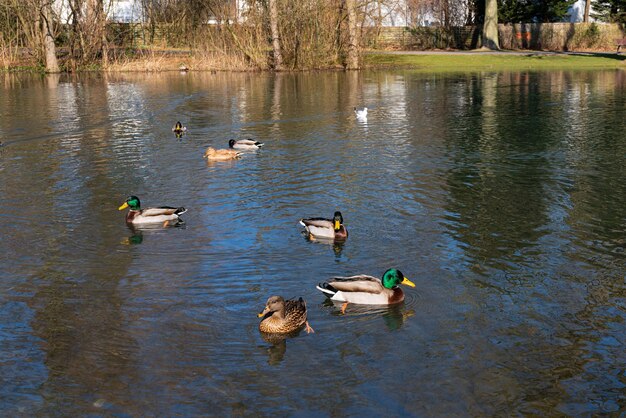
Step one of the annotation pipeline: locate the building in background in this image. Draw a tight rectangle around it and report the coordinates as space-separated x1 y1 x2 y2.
566 0 597 22
53 0 601 27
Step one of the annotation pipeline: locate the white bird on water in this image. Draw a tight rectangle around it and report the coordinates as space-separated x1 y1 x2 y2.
354 107 368 120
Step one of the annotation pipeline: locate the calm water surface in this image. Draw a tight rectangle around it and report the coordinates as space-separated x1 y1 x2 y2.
0 69 625 416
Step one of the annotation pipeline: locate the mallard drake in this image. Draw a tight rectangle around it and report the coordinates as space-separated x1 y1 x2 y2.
118 195 187 225
354 107 368 120
172 121 187 138
204 147 240 161
258 296 314 334
229 139 264 150
316 268 415 313
300 211 348 241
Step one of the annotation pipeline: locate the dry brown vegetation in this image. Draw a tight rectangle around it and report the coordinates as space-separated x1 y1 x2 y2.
1 1 625 73
0 0 364 72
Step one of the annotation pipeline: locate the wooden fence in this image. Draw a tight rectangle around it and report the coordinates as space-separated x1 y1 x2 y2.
366 23 625 52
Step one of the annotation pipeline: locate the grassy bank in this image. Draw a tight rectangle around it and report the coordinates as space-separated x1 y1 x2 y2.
3 49 626 73
364 51 626 71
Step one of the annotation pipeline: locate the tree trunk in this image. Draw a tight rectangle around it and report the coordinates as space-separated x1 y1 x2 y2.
481 0 499 50
345 0 359 69
583 0 591 22
268 0 284 71
443 0 450 27
41 2 60 73
82 0 104 63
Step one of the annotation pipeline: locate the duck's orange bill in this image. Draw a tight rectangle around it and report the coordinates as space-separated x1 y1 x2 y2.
118 202 129 210
401 277 416 287
258 306 270 317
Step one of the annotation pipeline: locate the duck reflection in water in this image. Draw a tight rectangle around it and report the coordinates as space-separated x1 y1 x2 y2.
322 299 415 331
259 328 305 366
300 233 346 257
120 221 187 246
121 229 144 245
257 296 314 365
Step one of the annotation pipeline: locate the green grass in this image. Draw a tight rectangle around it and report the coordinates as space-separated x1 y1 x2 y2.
4 50 625 73
364 51 626 71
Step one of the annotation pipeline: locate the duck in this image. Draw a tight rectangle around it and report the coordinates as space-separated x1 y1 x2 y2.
258 296 314 334
300 211 348 241
118 195 187 225
172 121 187 138
203 147 241 161
354 107 368 119
229 139 264 150
316 268 415 313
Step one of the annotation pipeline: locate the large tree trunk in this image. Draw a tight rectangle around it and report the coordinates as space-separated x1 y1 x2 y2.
583 0 591 22
268 0 284 71
481 0 499 50
41 2 60 73
345 0 359 69
81 0 105 63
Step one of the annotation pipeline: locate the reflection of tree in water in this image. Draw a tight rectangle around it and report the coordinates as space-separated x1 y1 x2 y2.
21 77 141 415
433 71 626 414
442 72 556 271
439 70 626 276
480 269 626 415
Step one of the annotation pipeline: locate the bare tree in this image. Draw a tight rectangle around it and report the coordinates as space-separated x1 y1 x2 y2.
2 0 368 71
345 0 359 69
268 0 284 70
41 1 59 72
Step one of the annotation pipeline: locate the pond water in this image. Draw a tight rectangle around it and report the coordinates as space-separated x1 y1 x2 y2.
0 69 624 416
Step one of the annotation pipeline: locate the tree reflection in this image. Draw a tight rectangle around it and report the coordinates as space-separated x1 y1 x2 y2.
442 72 553 272
18 75 142 415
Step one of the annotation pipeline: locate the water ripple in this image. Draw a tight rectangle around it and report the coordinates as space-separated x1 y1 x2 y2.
1 70 625 417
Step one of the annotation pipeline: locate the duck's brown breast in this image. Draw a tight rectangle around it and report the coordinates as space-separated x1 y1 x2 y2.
334 226 348 240
126 210 139 223
388 287 405 304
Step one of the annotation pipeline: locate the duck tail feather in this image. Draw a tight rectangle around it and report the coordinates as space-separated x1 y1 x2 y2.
176 207 187 215
316 283 336 298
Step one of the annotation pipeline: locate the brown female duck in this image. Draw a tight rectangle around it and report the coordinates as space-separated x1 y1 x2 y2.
204 147 241 161
258 296 314 334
